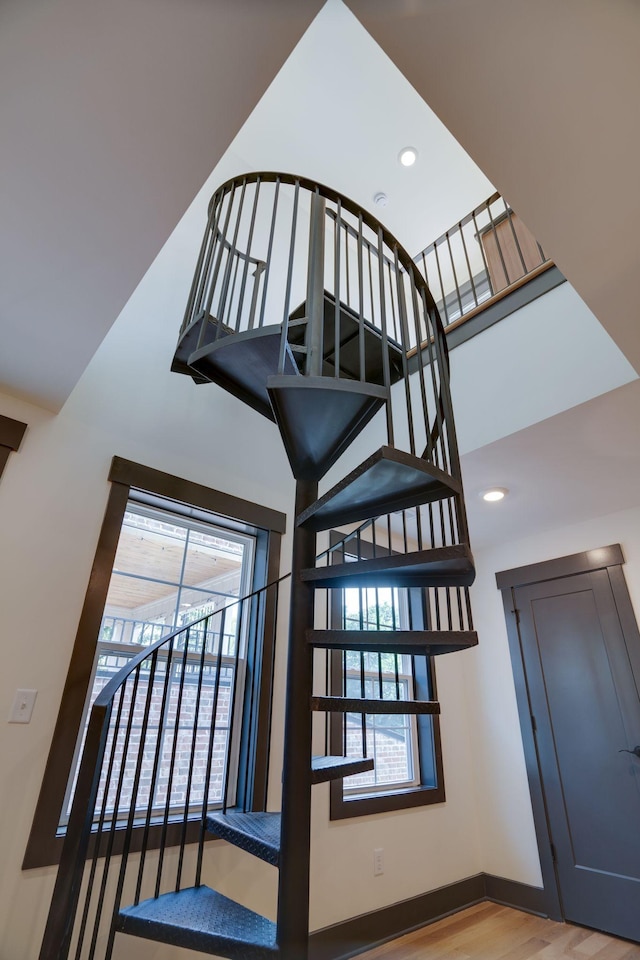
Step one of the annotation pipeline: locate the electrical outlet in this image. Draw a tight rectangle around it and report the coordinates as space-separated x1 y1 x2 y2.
8 689 37 724
373 847 384 876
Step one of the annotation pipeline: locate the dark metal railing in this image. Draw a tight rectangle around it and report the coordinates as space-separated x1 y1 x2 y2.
179 172 468 539
415 191 550 328
39 576 286 960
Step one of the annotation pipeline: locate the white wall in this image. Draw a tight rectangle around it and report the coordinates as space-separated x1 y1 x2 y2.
466 502 640 886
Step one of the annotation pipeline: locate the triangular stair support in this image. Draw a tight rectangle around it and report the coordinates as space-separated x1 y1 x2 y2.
267 375 387 482
117 887 278 960
296 445 462 532
303 544 475 590
307 628 478 657
187 320 299 422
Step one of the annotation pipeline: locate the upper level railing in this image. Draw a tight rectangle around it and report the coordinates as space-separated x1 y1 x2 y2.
414 192 551 329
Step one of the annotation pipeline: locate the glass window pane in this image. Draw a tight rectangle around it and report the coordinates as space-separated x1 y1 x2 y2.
182 530 245 595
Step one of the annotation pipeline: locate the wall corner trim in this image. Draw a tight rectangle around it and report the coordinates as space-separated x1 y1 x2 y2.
308 873 547 960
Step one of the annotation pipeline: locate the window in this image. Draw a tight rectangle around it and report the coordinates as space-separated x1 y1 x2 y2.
328 534 445 820
341 587 420 795
24 458 285 869
61 501 256 827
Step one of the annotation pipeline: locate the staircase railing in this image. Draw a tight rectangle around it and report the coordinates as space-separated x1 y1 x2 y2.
415 191 551 328
39 574 288 960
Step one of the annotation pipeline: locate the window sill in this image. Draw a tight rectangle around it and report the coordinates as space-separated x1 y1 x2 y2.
330 780 445 820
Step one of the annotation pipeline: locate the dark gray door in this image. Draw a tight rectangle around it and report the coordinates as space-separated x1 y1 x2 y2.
515 569 640 941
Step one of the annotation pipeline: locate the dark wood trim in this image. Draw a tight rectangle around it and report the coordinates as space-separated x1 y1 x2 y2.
495 543 623 591
24 458 285 869
444 265 565 351
0 414 27 451
24 482 129 869
308 872 546 960
0 446 11 480
483 874 547 916
109 456 286 534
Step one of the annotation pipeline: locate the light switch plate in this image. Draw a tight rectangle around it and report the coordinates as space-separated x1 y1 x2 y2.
8 689 37 723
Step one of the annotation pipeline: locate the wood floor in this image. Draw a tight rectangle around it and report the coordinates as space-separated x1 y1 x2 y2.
358 902 640 960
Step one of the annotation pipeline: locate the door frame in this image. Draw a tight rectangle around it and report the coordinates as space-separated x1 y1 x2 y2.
495 543 640 923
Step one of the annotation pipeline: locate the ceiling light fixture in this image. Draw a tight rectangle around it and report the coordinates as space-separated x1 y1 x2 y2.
398 147 418 167
482 487 508 503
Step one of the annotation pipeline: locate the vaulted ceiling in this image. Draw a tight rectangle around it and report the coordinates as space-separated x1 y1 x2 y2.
3 0 638 412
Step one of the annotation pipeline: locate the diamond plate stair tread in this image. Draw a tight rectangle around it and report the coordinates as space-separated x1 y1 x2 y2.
296 446 462 532
116 886 278 960
311 696 440 715
303 544 475 589
311 755 374 783
306 629 479 656
207 811 281 865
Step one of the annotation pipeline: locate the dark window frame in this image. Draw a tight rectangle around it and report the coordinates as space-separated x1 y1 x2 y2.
23 456 285 869
327 532 445 820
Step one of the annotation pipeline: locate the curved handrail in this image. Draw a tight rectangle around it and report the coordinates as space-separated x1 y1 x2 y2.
93 570 291 711
205 171 448 350
39 569 292 960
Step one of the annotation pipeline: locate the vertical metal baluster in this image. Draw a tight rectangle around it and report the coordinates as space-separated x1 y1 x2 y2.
278 180 300 375
218 181 247 327
359 588 367 758
432 241 450 326
334 200 342 378
226 253 241 330
223 600 245 813
387 261 400 342
242 594 261 812
193 190 224 324
394 654 400 700
110 653 160 946
344 222 351 306
73 687 125 960
342 650 347 756
409 266 433 461
502 198 528 277
95 668 142 960
445 231 464 320
306 189 326 378
459 220 479 308
394 248 416 455
357 214 365 381
176 619 212 890
419 286 448 474
465 588 474 631
471 206 492 296
258 178 280 329
155 629 191 898
485 198 510 291
196 608 227 886
186 201 215 329
238 179 261 329
377 228 394 445
135 638 176 905
200 185 237 348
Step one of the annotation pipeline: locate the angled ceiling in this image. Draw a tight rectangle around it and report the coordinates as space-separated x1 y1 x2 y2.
0 0 323 410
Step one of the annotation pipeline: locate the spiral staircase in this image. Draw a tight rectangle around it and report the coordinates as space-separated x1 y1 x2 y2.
39 173 477 960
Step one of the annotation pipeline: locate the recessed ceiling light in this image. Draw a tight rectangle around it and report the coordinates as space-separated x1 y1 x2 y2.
482 487 508 502
373 192 389 208
399 147 418 167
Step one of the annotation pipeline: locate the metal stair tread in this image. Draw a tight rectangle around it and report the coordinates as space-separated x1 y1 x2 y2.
311 696 440 715
206 811 281 866
116 885 278 960
303 544 475 589
311 754 374 783
306 628 479 656
296 445 462 532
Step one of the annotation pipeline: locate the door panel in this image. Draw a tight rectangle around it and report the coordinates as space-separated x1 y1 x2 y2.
515 569 640 941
